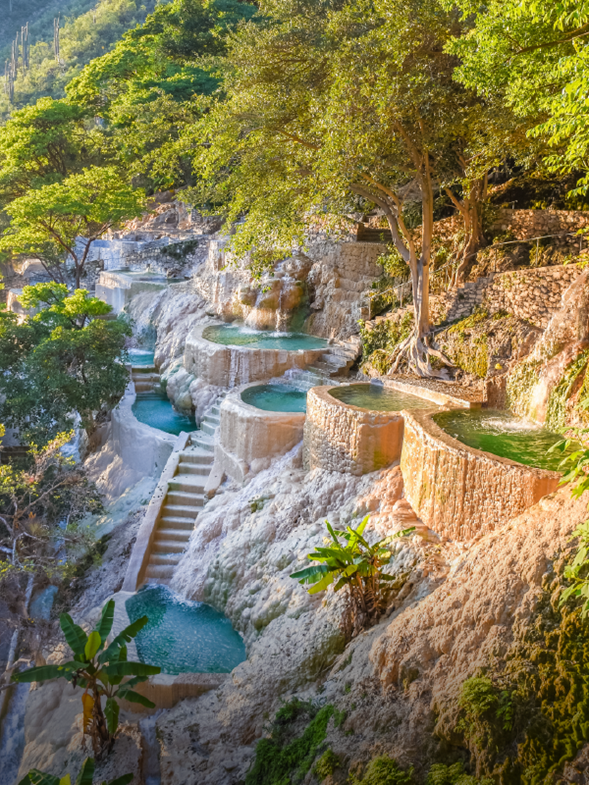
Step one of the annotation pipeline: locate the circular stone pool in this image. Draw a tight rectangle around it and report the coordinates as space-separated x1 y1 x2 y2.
132 392 195 435
330 383 438 412
126 585 246 675
433 409 571 471
241 383 307 412
202 323 328 350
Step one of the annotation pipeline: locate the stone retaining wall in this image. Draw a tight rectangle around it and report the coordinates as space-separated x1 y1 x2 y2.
184 323 325 387
430 264 582 328
217 386 306 482
400 410 560 540
303 386 404 475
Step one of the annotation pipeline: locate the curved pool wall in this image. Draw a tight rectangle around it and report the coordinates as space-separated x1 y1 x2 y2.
304 385 405 475
184 323 326 388
216 383 306 483
400 409 561 541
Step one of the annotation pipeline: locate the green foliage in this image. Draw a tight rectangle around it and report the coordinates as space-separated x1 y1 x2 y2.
443 311 490 378
313 748 340 780
360 313 414 375
545 350 589 431
18 755 133 785
290 516 413 633
0 166 144 287
450 585 589 783
13 599 160 757
426 761 492 785
349 757 414 785
0 429 103 592
0 284 130 446
245 699 335 785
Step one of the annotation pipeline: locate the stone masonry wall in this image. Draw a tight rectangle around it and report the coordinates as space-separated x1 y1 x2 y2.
430 264 582 329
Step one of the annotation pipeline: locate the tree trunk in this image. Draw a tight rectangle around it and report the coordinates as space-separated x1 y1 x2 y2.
449 176 487 286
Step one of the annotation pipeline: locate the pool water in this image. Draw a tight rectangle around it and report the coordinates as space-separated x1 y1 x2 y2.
434 409 572 471
203 323 328 351
126 585 246 675
128 349 155 366
329 383 436 412
241 384 307 412
132 392 195 435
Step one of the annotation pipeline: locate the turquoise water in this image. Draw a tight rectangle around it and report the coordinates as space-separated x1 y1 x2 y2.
132 392 195 435
126 585 246 675
434 409 570 471
330 383 436 412
203 323 328 350
128 349 155 366
241 384 307 412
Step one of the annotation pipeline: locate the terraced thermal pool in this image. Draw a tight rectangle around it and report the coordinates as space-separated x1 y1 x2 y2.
203 323 328 350
132 392 195 435
330 383 436 411
126 585 246 675
434 409 570 471
128 349 155 366
241 383 307 412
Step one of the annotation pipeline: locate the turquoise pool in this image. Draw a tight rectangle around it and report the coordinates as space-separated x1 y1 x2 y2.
132 392 195 435
203 323 328 351
126 585 246 675
329 383 436 412
434 409 571 471
241 384 307 412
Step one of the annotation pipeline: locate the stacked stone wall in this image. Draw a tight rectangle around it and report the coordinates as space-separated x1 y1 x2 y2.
430 264 582 329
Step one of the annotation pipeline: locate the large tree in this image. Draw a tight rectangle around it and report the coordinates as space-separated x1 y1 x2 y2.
446 0 589 193
0 283 131 446
187 0 507 375
0 166 144 288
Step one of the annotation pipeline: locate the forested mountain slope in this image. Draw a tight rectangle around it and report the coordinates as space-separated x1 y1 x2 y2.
0 0 162 119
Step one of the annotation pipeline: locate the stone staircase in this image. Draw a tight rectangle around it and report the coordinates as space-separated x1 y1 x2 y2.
143 440 214 584
284 340 360 389
190 393 226 452
131 365 160 393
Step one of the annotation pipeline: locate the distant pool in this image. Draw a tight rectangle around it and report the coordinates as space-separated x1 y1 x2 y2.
132 392 195 435
128 349 155 366
203 323 328 351
434 409 571 471
242 384 307 412
126 585 246 675
329 383 436 412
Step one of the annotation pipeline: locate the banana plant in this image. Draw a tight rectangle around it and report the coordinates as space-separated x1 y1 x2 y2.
13 600 160 757
19 757 132 785
290 515 414 632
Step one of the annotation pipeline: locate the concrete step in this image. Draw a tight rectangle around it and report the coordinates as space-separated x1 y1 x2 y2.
166 491 205 507
211 406 220 416
201 421 218 436
192 437 215 453
134 382 158 393
179 450 214 465
150 552 183 566
145 564 175 580
168 475 206 493
177 461 210 476
161 505 199 520
152 538 187 553
156 525 194 539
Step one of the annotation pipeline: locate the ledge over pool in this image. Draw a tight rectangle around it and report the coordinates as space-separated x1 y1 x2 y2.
400 409 561 541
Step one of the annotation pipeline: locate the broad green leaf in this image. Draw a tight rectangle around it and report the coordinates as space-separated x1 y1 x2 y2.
59 777 72 785
308 572 336 594
13 664 69 684
102 661 161 678
104 775 134 785
117 688 156 708
18 771 61 785
356 514 370 536
98 617 149 664
75 759 96 785
84 631 102 662
60 614 88 657
105 697 120 736
96 601 115 643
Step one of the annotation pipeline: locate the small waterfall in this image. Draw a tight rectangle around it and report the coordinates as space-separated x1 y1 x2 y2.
0 683 30 785
140 710 164 785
